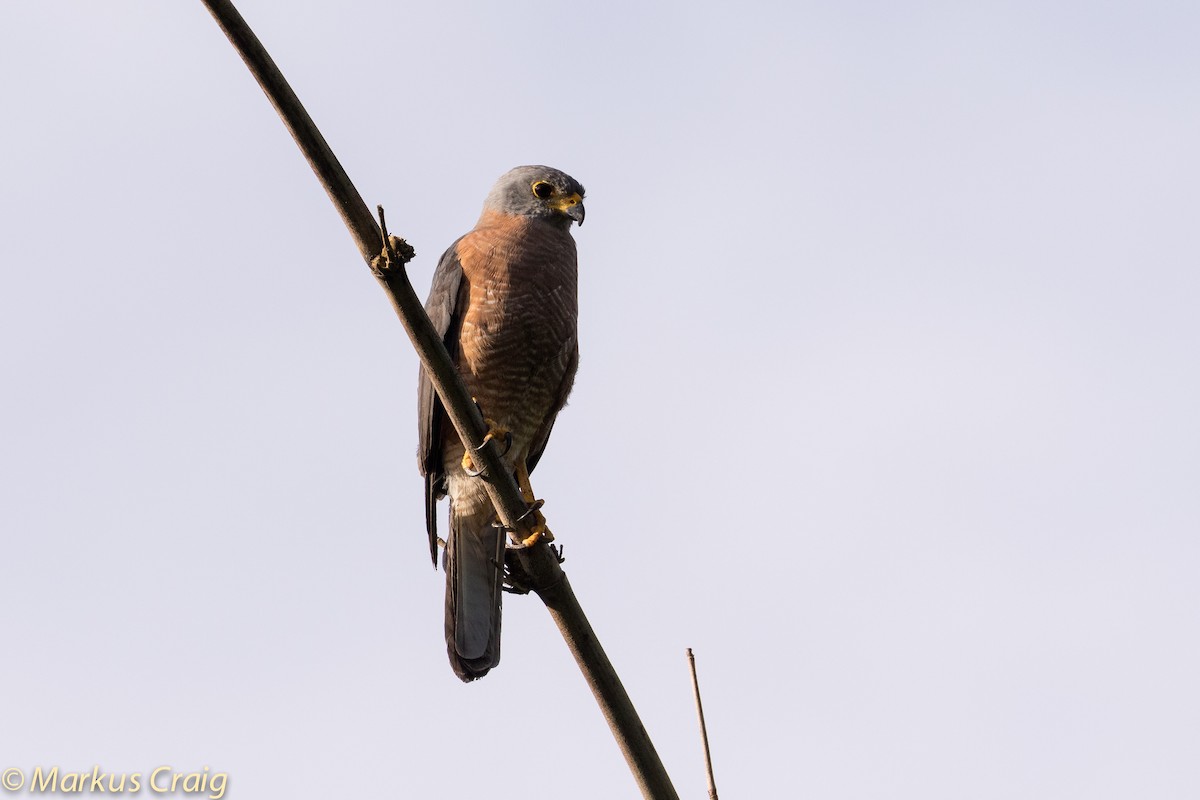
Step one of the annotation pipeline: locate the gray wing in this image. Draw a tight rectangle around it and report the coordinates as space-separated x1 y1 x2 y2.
418 239 467 566
525 337 579 475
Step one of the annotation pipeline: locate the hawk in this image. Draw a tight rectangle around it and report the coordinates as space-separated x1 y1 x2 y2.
418 165 585 681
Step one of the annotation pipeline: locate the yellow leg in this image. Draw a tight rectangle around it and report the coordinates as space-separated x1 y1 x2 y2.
514 459 553 546
514 459 537 503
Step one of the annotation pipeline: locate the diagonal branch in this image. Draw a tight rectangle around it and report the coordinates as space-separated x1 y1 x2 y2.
199 2 679 798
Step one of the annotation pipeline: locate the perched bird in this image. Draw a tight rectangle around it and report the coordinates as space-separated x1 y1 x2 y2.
418 165 585 681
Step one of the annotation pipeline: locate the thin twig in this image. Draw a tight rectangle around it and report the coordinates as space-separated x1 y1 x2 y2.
198 2 679 797
687 648 719 800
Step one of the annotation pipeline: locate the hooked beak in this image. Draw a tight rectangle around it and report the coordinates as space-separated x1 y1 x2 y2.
555 192 585 226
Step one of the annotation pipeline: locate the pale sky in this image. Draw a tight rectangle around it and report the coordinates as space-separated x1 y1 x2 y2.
2 2 1198 798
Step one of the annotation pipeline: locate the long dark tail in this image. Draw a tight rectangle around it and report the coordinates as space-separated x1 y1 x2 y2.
444 506 505 681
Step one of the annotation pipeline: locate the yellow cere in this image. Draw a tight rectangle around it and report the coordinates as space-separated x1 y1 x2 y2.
552 192 582 212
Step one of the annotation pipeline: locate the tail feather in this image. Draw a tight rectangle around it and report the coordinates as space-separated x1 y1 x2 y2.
444 507 505 681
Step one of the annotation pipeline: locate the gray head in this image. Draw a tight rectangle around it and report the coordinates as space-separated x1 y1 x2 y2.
482 165 586 228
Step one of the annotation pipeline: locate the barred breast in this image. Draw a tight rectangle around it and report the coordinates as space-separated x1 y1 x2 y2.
451 210 579 462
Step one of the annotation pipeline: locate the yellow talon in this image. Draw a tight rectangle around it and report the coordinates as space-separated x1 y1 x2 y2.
519 511 554 547
461 419 510 472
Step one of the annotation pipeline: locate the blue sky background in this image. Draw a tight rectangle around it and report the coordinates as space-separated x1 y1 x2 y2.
2 2 1198 798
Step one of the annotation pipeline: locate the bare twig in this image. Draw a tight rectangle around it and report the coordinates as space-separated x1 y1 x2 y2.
687 648 719 800
198 1 679 797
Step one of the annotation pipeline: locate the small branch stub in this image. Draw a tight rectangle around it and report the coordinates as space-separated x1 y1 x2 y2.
371 205 415 277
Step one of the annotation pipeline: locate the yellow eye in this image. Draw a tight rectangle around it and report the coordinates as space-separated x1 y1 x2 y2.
531 181 554 199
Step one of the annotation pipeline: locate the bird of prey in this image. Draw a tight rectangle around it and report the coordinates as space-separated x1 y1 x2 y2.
418 165 585 681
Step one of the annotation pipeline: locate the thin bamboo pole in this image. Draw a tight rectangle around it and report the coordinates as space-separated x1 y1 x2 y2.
687 649 719 800
199 2 680 797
